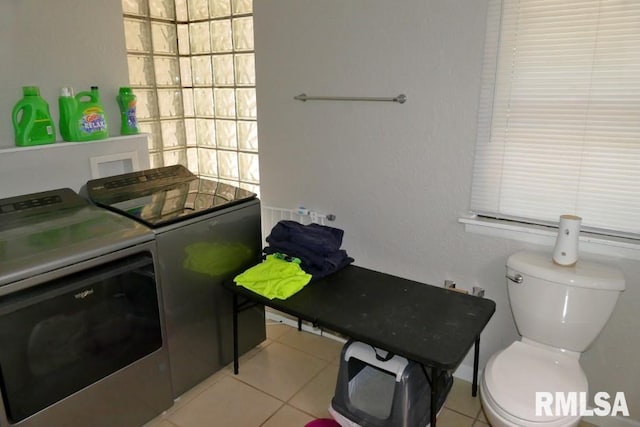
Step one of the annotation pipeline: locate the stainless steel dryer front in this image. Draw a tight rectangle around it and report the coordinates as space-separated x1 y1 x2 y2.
0 188 172 427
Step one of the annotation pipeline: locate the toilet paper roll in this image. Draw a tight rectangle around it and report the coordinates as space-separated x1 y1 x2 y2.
553 215 582 266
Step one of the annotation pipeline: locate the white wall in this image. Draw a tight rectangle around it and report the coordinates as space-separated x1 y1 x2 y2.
0 136 150 198
254 0 639 421
0 0 130 147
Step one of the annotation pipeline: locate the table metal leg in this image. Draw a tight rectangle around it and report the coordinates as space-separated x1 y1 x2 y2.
472 336 480 397
431 366 438 427
233 293 239 375
297 317 302 331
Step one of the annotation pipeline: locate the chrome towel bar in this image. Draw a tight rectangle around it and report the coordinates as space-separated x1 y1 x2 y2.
294 93 407 104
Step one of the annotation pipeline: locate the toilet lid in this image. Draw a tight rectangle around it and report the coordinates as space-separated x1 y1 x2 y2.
484 341 588 422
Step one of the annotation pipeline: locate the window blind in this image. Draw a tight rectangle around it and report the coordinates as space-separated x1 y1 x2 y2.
471 0 640 238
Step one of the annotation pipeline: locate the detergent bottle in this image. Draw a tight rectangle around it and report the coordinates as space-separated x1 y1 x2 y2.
116 87 139 135
58 86 75 142
59 86 109 142
12 86 57 146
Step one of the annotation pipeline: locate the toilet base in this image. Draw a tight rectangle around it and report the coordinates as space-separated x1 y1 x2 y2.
480 371 581 427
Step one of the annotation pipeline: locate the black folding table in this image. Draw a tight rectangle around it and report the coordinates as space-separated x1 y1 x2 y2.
226 265 495 427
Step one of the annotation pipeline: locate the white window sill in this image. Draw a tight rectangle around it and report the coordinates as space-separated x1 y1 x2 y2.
459 216 640 261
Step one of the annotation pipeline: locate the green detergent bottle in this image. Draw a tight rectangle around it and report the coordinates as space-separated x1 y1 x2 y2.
58 87 75 142
12 86 57 146
116 87 139 135
59 86 109 142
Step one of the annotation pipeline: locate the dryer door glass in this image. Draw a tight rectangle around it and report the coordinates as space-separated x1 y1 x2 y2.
0 252 162 423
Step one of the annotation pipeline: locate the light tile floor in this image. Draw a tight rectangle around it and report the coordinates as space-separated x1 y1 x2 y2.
144 323 597 427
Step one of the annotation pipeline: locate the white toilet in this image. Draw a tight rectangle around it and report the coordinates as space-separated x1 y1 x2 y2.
480 251 625 427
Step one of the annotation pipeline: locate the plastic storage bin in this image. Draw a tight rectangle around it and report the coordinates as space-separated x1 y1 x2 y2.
330 340 453 427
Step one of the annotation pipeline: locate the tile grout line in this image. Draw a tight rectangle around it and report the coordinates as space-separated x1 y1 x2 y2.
227 374 289 403
257 401 287 427
231 326 334 406
284 359 336 417
272 338 340 364
227 350 329 411
163 339 276 422
474 406 489 425
271 327 339 400
270 325 343 363
443 407 481 424
268 325 339 421
227 374 324 425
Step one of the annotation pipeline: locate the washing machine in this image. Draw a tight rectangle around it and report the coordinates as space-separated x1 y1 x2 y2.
86 165 266 397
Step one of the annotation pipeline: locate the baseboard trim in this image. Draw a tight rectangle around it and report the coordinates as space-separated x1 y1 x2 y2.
582 415 640 427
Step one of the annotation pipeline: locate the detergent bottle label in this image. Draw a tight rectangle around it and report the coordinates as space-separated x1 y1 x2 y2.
79 107 107 134
126 100 137 128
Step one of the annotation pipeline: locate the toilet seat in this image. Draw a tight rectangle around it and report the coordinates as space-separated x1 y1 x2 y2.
483 341 588 423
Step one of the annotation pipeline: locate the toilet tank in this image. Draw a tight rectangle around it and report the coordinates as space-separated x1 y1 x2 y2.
506 251 625 352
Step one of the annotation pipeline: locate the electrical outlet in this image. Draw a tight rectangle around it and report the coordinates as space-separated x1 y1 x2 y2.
472 287 485 297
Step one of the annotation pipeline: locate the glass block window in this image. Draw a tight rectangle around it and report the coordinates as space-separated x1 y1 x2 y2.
122 0 259 193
